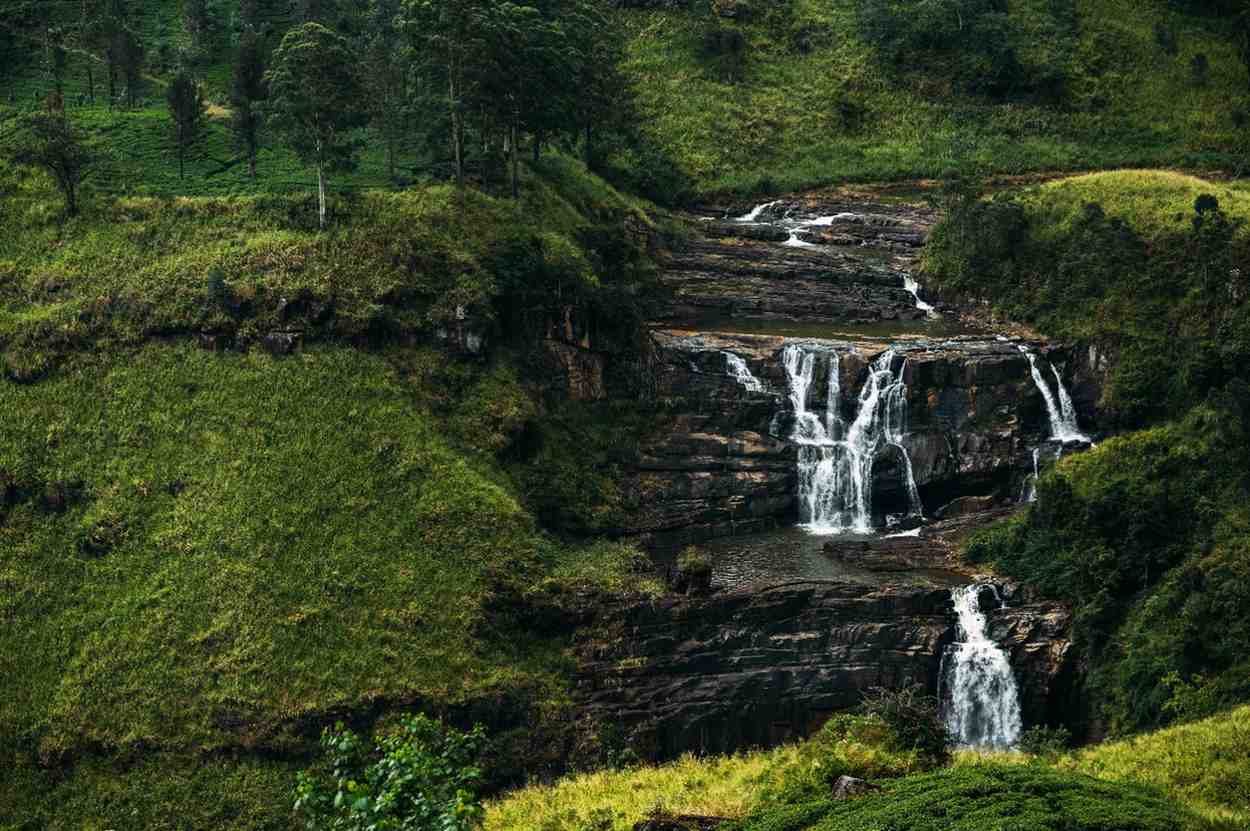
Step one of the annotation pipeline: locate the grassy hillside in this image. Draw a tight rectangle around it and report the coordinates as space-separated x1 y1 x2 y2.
0 145 669 828
619 0 1250 198
1063 705 1250 826
486 707 1250 831
3 0 1248 201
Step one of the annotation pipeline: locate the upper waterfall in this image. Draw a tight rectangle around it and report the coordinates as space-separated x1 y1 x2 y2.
942 583 1024 749
1020 348 1090 443
781 343 923 534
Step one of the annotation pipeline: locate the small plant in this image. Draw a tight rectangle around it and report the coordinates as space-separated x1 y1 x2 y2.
294 714 487 831
673 546 713 595
1018 725 1071 758
205 267 230 310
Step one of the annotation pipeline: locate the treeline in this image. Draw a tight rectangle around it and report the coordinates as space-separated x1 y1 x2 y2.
3 0 638 225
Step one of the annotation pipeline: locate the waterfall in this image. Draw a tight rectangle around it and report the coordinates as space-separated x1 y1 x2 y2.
903 276 936 315
1020 448 1041 504
782 231 817 248
1019 348 1090 443
942 584 1023 749
781 344 923 534
735 200 781 223
723 351 767 394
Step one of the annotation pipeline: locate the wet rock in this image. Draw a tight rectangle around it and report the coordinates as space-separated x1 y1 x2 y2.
574 582 958 759
934 495 999 519
832 775 882 799
261 331 302 356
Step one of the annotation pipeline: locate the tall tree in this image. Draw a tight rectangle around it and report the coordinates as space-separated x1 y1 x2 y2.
265 23 367 229
112 25 144 107
405 0 491 188
230 28 267 178
167 69 206 179
101 0 128 105
45 26 68 97
184 0 211 54
10 111 93 216
362 0 407 182
239 0 261 31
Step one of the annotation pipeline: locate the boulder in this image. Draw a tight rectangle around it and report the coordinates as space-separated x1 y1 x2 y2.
832 775 882 799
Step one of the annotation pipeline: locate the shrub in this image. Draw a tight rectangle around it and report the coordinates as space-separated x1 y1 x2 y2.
294 715 487 831
860 685 951 766
1017 725 1072 759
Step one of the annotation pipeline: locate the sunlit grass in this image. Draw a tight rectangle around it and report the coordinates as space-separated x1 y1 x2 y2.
484 747 802 831
1060 705 1250 828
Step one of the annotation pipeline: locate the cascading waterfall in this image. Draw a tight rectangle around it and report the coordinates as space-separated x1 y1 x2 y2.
723 351 767 394
942 583 1024 749
782 344 923 534
735 200 781 223
1019 348 1090 443
903 276 936 315
1020 448 1041 504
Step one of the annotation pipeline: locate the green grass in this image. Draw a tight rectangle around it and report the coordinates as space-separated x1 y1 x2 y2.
1061 705 1250 827
618 0 1249 198
0 343 660 829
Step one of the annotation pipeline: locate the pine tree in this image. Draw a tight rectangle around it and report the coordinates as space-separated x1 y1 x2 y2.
230 28 267 178
167 69 206 179
112 26 143 108
265 23 367 228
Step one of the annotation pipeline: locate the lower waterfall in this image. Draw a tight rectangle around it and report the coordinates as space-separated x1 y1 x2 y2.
942 583 1023 749
781 344 923 534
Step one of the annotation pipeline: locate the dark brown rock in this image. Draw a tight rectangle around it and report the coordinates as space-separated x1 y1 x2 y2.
261 330 302 356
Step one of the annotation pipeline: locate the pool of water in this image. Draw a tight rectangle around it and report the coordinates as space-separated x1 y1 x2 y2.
657 526 973 591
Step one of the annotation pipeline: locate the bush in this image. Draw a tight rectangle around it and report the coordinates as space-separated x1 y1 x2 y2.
860 686 951 766
1018 725 1072 759
294 715 487 831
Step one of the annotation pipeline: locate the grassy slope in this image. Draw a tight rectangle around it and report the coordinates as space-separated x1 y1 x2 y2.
0 149 664 828
1062 705 1250 826
621 0 1249 198
0 343 661 830
486 707 1250 831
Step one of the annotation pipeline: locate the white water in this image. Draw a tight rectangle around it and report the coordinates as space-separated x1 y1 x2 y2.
942 584 1023 749
723 351 767 394
782 231 817 248
735 200 782 223
903 276 936 315
781 344 923 534
1020 447 1041 504
1019 348 1090 443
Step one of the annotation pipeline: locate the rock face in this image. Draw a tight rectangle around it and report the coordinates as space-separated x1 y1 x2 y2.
623 330 1072 548
658 199 935 325
575 581 956 759
574 568 1073 760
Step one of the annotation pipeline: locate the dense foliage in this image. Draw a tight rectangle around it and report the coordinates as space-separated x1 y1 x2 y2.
294 716 487 831
927 172 1250 734
730 765 1209 831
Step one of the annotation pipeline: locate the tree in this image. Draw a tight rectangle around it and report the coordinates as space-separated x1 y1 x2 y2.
112 25 144 107
184 0 211 54
167 69 206 180
239 0 261 31
265 23 367 229
362 0 407 183
293 715 486 831
230 28 267 178
11 112 93 216
405 0 492 188
100 0 129 105
44 27 68 96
